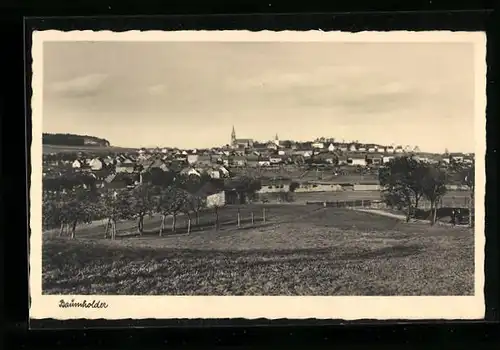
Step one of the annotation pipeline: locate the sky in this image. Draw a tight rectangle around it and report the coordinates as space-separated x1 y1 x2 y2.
42 40 476 153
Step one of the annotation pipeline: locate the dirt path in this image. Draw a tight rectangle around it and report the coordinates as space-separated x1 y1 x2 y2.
355 208 470 228
355 208 407 220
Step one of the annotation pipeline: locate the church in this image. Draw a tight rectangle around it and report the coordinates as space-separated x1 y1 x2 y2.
230 126 254 149
230 126 282 150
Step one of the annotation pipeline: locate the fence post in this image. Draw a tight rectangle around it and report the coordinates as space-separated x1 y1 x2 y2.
361 199 364 208
237 208 241 228
263 208 266 223
251 212 254 225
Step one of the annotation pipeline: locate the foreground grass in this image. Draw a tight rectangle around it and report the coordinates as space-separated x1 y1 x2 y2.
42 208 474 296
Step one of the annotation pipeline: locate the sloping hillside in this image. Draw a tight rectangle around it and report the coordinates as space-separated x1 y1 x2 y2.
43 133 110 147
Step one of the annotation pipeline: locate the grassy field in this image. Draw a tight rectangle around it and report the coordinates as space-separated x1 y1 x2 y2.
43 144 138 154
42 205 474 296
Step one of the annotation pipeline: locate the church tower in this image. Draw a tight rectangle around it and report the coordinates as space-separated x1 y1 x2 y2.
231 126 236 146
274 133 279 146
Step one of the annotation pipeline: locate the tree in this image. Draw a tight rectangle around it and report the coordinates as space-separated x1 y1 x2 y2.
227 176 262 204
186 193 206 225
156 186 189 235
143 168 175 187
42 191 68 234
169 188 189 233
181 194 195 234
378 156 427 221
421 165 448 225
156 187 173 236
60 188 99 238
102 189 135 239
129 183 155 235
461 163 475 227
289 181 300 192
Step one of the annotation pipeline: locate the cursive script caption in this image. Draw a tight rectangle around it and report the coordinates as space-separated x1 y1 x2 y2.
59 299 108 308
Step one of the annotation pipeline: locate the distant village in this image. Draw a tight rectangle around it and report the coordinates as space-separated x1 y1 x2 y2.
42 126 474 191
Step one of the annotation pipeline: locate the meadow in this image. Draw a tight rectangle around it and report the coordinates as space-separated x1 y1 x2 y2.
43 144 138 154
42 205 474 296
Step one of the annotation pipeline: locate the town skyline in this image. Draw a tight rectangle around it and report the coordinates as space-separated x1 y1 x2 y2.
43 41 475 153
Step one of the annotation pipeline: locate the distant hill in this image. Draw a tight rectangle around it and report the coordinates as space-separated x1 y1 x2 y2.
42 133 111 147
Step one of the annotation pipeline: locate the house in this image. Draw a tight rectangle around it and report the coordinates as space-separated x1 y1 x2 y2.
258 158 271 167
450 153 465 163
277 150 286 156
394 146 404 154
115 162 136 174
312 142 325 149
187 154 198 165
103 157 114 166
180 167 201 177
316 153 335 164
219 156 230 167
338 144 348 152
337 155 348 165
91 169 112 182
104 173 134 189
358 145 367 152
328 143 335 152
385 146 395 154
366 153 383 165
89 157 104 171
196 182 226 208
349 144 358 152
246 155 260 168
347 156 367 166
149 159 169 172
269 156 283 164
367 146 376 153
303 151 313 158
208 169 221 179
219 166 230 177
231 155 247 167
72 159 83 169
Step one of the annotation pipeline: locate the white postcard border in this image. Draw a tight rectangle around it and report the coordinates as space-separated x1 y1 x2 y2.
29 30 487 320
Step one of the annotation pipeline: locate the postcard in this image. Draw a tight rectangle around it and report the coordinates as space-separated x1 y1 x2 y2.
29 29 486 320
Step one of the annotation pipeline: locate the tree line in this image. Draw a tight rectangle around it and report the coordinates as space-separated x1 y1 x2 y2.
43 133 110 147
379 156 475 225
42 169 262 239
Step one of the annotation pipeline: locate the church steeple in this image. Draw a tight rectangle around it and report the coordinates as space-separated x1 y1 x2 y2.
274 133 279 146
231 126 236 145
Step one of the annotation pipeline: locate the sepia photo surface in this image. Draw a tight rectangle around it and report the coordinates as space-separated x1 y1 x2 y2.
30 30 486 320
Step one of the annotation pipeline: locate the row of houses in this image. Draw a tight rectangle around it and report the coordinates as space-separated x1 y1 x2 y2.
65 150 473 176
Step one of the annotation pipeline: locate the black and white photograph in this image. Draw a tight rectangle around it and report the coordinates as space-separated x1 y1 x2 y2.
29 30 486 320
